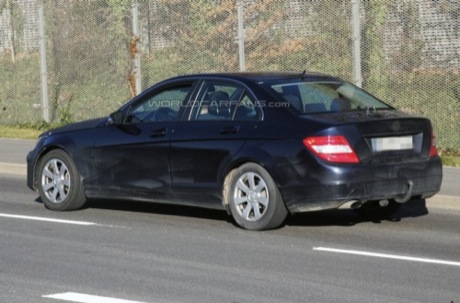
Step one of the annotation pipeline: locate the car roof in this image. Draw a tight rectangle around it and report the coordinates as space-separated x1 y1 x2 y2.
164 71 342 84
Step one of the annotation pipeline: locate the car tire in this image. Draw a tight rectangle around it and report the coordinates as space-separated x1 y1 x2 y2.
37 149 87 211
225 163 288 231
354 199 401 220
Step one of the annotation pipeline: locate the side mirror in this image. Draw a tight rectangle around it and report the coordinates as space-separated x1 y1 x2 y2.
108 111 123 125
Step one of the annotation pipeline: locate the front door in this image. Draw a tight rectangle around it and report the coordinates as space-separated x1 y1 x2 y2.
90 82 195 202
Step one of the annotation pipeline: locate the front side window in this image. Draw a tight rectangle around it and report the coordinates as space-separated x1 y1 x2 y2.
267 81 391 114
126 85 192 123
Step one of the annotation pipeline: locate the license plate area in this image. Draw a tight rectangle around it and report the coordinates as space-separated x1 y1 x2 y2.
371 135 419 153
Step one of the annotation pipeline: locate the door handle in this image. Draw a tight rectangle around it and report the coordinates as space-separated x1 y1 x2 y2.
219 126 240 135
150 128 168 138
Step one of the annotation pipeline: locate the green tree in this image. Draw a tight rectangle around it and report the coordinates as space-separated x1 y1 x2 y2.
361 1 391 91
392 2 424 72
44 0 133 121
148 0 317 73
304 0 352 78
0 0 24 62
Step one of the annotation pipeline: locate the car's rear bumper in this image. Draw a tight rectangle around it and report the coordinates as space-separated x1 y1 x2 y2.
280 156 443 213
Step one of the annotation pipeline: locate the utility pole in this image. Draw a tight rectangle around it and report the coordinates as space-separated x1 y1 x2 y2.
132 0 142 95
38 2 50 122
351 0 362 87
237 0 245 72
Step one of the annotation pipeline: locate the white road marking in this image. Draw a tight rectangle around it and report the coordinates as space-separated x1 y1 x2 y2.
42 292 149 303
0 213 96 226
0 162 27 175
313 247 460 267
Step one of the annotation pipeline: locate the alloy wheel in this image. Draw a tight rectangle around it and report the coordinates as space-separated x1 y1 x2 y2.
233 172 269 222
41 159 71 204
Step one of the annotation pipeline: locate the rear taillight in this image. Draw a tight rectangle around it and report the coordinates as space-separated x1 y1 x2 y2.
303 136 360 164
430 130 438 157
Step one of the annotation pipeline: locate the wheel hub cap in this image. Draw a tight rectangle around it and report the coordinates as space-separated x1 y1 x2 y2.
41 159 71 204
233 172 269 222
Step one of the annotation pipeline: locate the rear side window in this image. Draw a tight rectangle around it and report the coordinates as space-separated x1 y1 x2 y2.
268 81 391 114
233 93 260 121
190 81 261 121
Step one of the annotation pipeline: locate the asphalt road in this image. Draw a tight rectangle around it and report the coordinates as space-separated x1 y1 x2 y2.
1 138 460 302
1 173 460 303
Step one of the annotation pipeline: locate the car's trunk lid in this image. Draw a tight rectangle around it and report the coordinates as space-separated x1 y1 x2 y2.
305 109 434 164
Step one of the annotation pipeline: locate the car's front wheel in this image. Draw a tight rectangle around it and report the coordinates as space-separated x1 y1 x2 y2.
225 163 288 230
37 149 87 211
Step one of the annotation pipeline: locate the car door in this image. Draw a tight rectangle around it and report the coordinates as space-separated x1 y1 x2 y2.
89 81 195 202
169 79 262 207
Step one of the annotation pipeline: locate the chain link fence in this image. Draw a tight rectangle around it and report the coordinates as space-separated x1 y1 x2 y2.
0 0 459 149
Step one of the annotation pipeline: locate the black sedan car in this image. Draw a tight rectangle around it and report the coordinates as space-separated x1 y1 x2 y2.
27 72 442 230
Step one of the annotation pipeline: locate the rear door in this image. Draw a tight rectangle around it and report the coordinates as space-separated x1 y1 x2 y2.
169 79 262 207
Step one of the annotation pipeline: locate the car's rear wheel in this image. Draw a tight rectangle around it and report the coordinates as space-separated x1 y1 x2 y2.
37 149 86 211
225 163 288 230
354 199 401 220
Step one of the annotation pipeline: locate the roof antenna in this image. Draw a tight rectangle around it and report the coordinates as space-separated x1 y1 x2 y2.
301 69 306 80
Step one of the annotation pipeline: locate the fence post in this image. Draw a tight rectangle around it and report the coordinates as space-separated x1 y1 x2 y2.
132 0 142 95
351 0 362 88
237 0 245 72
38 2 50 122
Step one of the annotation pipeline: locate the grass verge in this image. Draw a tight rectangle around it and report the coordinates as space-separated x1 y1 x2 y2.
0 126 42 140
440 149 460 167
442 156 460 167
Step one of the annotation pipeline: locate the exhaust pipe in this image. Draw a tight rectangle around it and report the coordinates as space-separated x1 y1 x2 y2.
339 200 363 209
339 180 414 210
395 180 414 203
379 199 389 207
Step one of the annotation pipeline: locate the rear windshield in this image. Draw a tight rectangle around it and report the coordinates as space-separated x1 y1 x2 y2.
264 80 392 114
